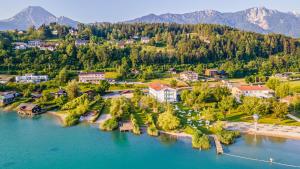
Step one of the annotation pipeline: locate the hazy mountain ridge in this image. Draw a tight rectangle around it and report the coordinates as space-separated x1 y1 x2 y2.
126 7 300 37
0 6 78 30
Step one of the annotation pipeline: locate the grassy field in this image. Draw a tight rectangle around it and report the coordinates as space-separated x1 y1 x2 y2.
226 111 300 126
146 77 189 87
0 74 14 82
285 80 300 93
109 84 147 91
104 72 119 79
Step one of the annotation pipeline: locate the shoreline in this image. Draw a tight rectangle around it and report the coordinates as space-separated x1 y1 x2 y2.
9 109 300 141
225 122 300 140
47 111 66 125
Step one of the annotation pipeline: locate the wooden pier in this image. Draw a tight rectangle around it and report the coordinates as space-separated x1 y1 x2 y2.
212 135 224 155
119 121 134 132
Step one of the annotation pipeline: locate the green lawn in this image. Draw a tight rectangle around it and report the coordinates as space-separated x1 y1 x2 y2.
109 84 147 91
226 111 300 126
104 72 119 79
285 80 300 93
146 77 188 87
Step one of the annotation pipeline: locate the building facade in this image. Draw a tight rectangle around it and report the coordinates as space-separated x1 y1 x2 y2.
232 85 274 100
149 83 178 103
15 74 48 83
205 69 219 77
79 72 105 84
28 40 43 47
75 40 88 46
0 92 18 106
180 71 199 82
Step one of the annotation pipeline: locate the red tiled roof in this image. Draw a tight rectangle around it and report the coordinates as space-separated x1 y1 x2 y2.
149 83 171 91
237 85 270 91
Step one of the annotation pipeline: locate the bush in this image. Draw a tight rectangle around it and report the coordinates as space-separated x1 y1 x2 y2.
192 131 211 150
147 124 159 136
64 113 80 127
157 105 180 131
131 114 141 135
99 118 118 131
217 130 240 145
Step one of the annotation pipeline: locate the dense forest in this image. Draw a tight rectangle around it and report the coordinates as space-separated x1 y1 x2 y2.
0 23 299 78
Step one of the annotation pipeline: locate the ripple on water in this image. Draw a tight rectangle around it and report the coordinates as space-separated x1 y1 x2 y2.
2 161 15 168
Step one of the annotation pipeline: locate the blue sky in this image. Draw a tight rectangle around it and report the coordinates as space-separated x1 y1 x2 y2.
0 0 299 23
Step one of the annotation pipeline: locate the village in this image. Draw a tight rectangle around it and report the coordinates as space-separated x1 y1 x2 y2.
1 67 300 150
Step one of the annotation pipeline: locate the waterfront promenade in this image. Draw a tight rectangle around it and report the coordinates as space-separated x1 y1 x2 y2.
225 122 300 140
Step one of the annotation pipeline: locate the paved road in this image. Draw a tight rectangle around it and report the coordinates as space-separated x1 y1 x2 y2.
287 114 300 122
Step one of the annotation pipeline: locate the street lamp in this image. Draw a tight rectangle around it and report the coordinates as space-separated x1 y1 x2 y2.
253 114 259 131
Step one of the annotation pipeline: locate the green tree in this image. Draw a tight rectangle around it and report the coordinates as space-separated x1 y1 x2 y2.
272 102 289 118
66 80 80 100
57 67 69 84
95 80 110 95
157 105 180 131
266 78 281 90
218 96 236 119
170 79 178 88
109 97 131 118
275 83 291 98
192 131 210 150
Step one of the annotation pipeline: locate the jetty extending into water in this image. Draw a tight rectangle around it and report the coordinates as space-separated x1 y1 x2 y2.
212 135 224 155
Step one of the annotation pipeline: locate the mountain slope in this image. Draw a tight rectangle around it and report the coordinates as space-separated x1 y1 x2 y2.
0 6 78 31
126 7 300 37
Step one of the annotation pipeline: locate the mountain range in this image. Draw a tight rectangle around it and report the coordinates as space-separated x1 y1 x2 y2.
0 6 300 38
0 6 78 30
126 7 300 38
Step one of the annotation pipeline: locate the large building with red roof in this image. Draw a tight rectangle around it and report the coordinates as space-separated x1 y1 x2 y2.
149 83 178 102
232 85 274 100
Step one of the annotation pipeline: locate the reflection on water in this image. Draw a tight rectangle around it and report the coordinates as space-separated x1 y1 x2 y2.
243 134 287 146
158 134 178 146
111 131 129 145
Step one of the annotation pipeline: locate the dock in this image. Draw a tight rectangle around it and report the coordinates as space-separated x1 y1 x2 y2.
119 121 134 132
212 135 224 155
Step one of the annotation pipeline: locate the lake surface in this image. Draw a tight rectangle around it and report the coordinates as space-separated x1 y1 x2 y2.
1 111 300 169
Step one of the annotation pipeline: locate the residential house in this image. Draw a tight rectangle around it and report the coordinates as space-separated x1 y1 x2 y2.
39 44 55 51
15 74 48 83
79 72 105 84
17 103 43 116
52 30 58 36
231 85 274 101
0 92 18 106
273 73 293 81
126 39 135 45
205 69 219 77
13 42 27 50
180 71 199 82
52 89 67 98
168 68 177 75
69 29 78 36
117 40 126 48
75 39 88 47
28 40 43 47
141 37 150 44
133 35 140 40
149 83 178 103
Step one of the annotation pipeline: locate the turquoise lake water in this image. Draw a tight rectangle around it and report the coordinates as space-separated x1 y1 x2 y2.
1 111 300 169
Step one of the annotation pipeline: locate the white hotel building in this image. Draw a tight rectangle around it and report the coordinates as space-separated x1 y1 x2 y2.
149 83 178 103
